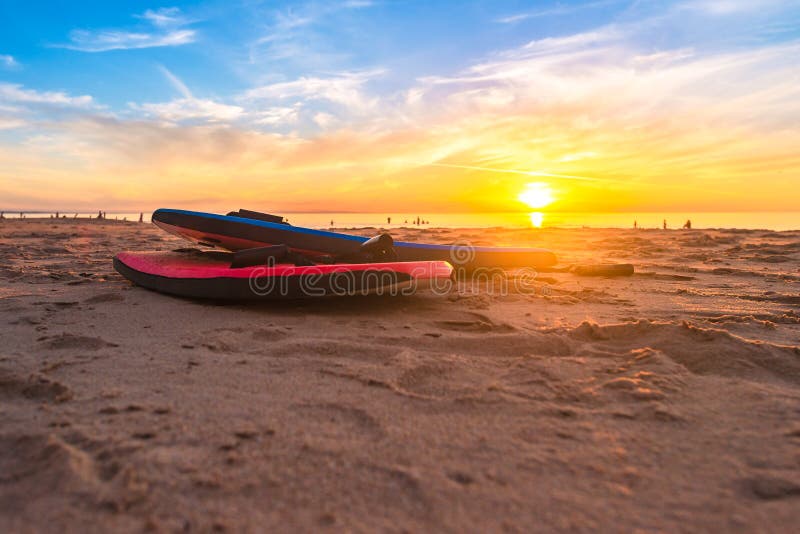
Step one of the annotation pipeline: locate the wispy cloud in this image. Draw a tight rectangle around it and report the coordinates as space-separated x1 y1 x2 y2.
0 54 18 68
131 66 242 123
679 0 797 15
0 118 26 130
158 65 193 99
131 99 244 122
0 83 97 132
57 7 197 52
137 7 188 27
413 20 800 133
241 70 384 110
131 65 303 126
495 13 533 24
495 0 623 24
341 1 375 8
252 105 302 126
273 9 314 30
0 83 94 108
312 111 336 128
248 1 376 69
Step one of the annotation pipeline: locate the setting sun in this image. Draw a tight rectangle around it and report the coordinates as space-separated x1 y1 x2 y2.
518 182 555 209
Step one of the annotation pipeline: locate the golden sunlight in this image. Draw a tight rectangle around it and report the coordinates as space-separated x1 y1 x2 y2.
518 182 554 209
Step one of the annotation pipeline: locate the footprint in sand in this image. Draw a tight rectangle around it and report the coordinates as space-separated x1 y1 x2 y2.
359 463 431 514
434 320 495 333
8 316 42 326
83 293 125 304
433 312 516 334
0 431 146 512
742 476 800 501
291 402 385 448
251 328 290 342
0 368 73 403
571 320 800 386
0 434 95 487
391 352 496 400
39 333 118 350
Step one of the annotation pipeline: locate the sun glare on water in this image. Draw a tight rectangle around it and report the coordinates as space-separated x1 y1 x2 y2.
518 182 554 209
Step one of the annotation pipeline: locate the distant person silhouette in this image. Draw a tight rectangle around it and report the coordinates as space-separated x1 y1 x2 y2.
387 217 391 224
633 220 637 229
683 219 692 229
139 212 143 223
330 219 334 227
97 210 103 219
663 219 667 230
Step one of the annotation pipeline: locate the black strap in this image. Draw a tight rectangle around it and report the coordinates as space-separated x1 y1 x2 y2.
229 233 397 268
227 209 290 225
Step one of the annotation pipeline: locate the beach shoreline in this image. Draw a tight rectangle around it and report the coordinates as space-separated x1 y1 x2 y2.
1 218 799 531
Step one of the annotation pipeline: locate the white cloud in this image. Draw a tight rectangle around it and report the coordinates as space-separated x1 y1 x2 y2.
273 9 314 30
680 0 796 15
341 0 374 8
633 48 695 66
418 28 621 88
63 29 196 52
0 83 94 108
0 55 18 68
517 28 621 56
0 84 97 131
131 98 244 123
495 0 624 24
409 19 800 133
495 13 533 24
138 7 186 27
241 70 384 110
137 65 266 125
253 105 302 126
0 118 26 130
58 8 197 52
248 1 376 69
158 65 193 99
312 111 336 128
125 65 304 127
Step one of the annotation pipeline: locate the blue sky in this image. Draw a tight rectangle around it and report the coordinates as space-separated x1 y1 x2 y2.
3 3 593 92
1 1 799 211
4 0 796 126
1 1 638 117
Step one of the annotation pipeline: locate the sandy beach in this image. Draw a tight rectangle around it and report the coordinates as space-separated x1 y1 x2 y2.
1 217 799 532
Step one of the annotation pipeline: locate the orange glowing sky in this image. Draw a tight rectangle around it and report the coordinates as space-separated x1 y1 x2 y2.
1 1 799 213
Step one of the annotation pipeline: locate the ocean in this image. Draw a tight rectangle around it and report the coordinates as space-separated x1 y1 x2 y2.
5 211 800 231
